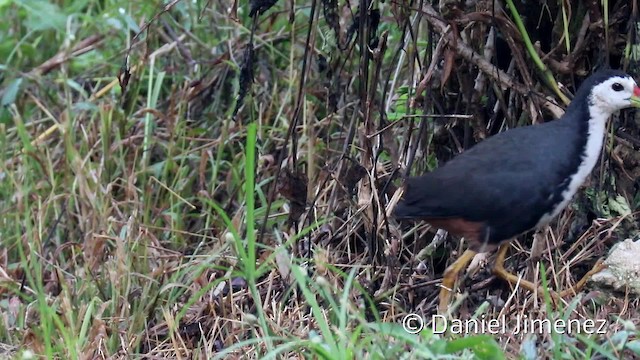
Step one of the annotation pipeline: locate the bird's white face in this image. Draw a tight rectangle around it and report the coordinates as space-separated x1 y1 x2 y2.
590 76 640 113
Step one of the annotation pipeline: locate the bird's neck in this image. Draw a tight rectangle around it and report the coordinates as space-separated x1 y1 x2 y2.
565 99 610 161
564 102 610 195
583 102 611 163
537 102 610 226
581 104 608 168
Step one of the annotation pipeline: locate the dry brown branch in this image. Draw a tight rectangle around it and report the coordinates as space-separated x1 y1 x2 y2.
419 2 547 102
29 35 104 76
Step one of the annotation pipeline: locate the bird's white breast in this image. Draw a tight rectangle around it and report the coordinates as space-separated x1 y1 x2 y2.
535 105 608 227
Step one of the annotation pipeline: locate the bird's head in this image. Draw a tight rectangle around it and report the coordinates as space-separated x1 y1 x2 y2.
589 73 640 114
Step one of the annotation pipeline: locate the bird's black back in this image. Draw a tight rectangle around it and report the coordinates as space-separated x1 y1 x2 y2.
395 94 592 243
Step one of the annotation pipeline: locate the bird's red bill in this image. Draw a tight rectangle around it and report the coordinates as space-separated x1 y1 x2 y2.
631 86 640 107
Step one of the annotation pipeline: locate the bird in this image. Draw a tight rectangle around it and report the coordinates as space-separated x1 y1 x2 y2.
394 69 640 314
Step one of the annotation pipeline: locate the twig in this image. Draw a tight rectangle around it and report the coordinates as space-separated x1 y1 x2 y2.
367 114 473 138
419 2 560 109
504 0 570 105
412 27 450 108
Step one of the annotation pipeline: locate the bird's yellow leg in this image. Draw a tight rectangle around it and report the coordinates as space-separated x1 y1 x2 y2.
493 244 606 301
438 249 477 314
492 243 541 293
558 259 606 297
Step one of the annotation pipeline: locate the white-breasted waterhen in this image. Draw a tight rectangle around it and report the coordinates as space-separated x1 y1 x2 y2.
394 70 640 313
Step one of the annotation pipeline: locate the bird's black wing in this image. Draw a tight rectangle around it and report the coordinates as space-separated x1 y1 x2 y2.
395 120 582 236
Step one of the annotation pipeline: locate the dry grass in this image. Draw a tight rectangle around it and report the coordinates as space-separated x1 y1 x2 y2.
1 0 640 359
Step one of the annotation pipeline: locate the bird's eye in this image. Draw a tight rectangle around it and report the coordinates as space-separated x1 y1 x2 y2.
612 83 624 91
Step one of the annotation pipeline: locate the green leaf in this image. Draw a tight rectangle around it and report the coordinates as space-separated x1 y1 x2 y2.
387 112 403 121
520 335 538 360
1 78 23 106
609 195 631 216
626 340 640 355
444 335 505 360
610 330 629 351
120 13 141 32
65 79 88 99
16 0 67 32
